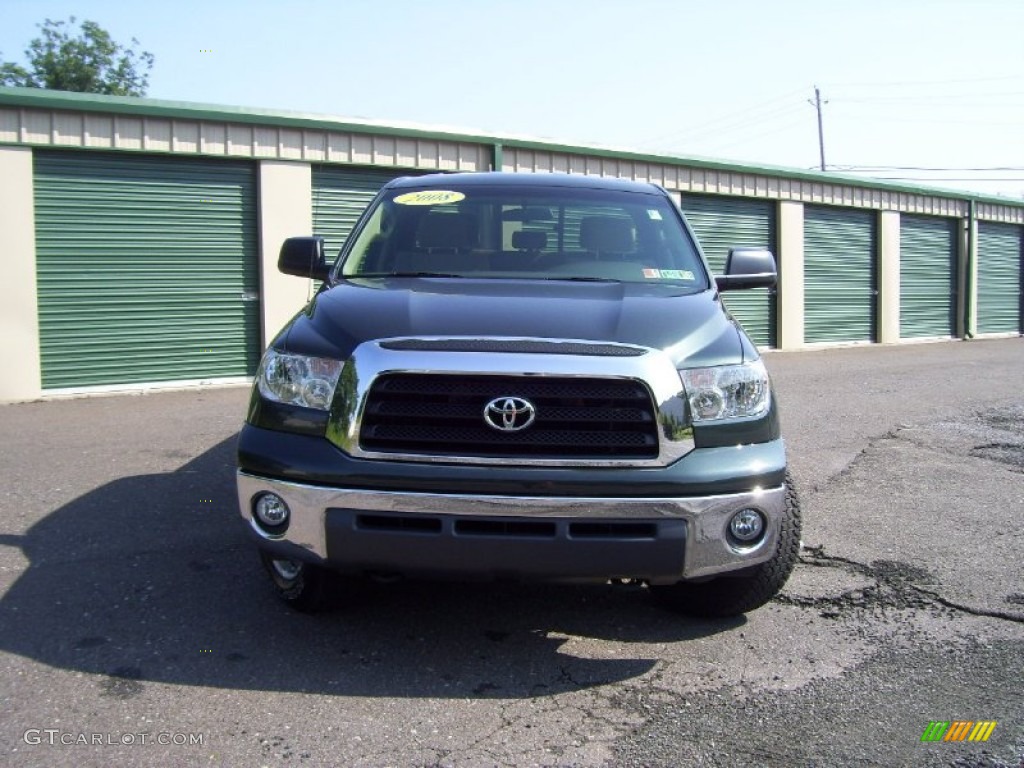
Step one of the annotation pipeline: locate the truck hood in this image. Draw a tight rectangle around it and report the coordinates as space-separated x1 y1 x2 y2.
280 277 747 368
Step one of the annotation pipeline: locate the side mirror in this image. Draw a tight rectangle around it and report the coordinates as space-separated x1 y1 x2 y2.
279 236 330 281
715 248 777 291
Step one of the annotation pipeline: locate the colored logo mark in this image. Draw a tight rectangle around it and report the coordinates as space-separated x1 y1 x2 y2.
921 721 997 742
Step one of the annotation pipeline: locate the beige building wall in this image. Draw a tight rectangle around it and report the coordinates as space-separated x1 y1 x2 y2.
776 201 804 350
878 211 901 343
965 212 979 337
258 161 314 347
0 146 42 402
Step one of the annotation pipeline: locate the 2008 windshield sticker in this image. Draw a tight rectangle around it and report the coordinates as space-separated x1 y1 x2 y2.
393 190 466 205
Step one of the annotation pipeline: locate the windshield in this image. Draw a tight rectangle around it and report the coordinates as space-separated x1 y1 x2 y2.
337 184 708 287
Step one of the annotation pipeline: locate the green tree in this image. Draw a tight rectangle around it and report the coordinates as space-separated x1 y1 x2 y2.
0 17 154 96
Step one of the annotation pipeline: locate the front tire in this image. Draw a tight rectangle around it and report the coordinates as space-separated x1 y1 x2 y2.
259 551 339 612
652 473 802 618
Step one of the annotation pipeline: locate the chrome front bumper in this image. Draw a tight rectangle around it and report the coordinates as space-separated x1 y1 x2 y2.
236 471 787 582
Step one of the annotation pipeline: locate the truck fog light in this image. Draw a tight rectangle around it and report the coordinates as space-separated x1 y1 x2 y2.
254 493 290 531
729 509 764 544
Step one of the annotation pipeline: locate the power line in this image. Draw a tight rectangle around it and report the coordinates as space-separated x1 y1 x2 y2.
823 75 1022 88
644 90 805 139
665 103 808 145
701 114 811 154
639 106 810 154
826 113 1022 127
635 88 807 147
830 93 1024 105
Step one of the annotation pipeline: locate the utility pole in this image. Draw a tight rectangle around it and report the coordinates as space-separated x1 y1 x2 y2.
810 86 826 172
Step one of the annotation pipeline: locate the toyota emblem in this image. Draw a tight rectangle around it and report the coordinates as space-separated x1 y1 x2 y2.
483 396 537 432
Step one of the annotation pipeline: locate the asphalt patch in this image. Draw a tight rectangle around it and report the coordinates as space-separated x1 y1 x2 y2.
611 640 1024 768
776 548 947 617
970 443 1024 470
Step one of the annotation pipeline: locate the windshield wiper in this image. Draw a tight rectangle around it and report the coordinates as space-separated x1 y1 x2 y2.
346 272 624 283
346 271 463 279
539 276 623 283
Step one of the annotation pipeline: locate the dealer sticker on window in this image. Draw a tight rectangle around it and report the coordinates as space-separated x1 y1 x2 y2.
393 190 466 205
643 268 695 280
660 269 695 280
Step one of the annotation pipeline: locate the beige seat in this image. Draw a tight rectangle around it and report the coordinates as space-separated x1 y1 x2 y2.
544 215 643 279
395 212 481 273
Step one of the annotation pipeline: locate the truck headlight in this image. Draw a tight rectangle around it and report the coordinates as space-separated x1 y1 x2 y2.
257 349 344 410
679 359 771 422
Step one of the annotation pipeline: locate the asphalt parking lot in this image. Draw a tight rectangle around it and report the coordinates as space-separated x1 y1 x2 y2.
1 338 1022 768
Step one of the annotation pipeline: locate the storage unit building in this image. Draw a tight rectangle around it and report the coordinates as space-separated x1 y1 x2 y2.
803 206 877 344
1 86 1022 402
312 166 416 257
899 215 958 339
33 150 260 388
680 194 777 348
976 222 1022 335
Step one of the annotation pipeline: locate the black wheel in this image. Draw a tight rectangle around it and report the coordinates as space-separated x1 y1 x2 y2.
652 473 802 618
259 551 339 612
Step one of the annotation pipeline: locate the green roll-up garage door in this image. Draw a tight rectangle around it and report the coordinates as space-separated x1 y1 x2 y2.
900 215 957 339
977 222 1022 335
804 206 876 343
680 194 777 347
34 150 260 389
312 166 418 258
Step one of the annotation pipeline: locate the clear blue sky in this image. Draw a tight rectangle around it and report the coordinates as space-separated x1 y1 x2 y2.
2 0 1022 198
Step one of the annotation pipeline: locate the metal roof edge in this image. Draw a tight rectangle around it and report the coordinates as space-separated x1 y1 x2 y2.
1 86 1021 210
496 136 1024 207
0 85 501 143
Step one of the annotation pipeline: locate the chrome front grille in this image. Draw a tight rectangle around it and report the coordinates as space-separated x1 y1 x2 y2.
359 373 659 459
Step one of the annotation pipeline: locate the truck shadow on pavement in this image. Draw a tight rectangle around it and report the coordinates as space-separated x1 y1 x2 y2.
0 436 741 700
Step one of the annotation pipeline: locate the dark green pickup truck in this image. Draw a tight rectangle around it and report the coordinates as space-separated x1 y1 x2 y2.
236 172 800 617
